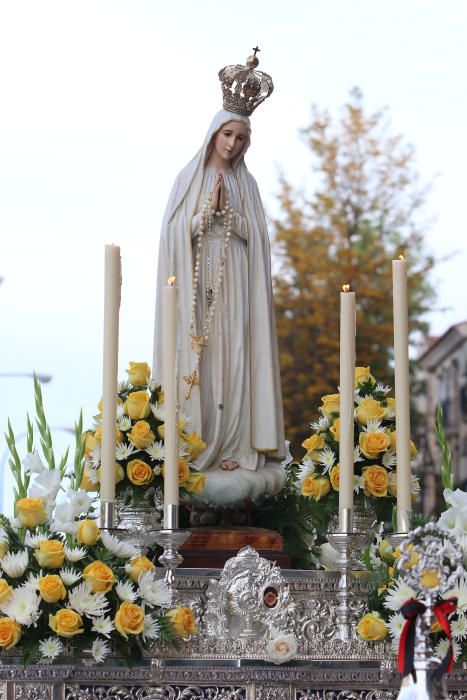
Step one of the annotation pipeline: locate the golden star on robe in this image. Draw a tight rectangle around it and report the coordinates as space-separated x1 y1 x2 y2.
190 334 207 354
183 370 201 400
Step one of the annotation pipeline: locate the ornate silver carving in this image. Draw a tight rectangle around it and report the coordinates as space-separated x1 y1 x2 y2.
115 494 162 552
204 546 293 641
65 686 246 699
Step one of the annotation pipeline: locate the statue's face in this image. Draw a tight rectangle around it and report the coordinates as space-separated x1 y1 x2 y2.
212 121 249 164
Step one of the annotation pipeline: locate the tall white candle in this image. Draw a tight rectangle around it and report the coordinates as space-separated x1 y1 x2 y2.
101 244 121 504
163 276 179 523
339 285 356 532
392 257 412 532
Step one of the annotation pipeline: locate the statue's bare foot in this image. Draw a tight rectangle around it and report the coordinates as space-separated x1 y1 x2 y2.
220 459 239 471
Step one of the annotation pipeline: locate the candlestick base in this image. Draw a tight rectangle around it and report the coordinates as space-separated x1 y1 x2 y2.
153 528 190 587
100 501 115 529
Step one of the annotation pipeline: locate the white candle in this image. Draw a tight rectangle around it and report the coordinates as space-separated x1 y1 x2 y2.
163 276 179 523
339 285 356 532
101 244 121 504
392 257 412 532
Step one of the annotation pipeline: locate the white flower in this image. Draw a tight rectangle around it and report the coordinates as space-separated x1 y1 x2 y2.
91 615 115 638
90 638 110 664
146 440 165 461
266 631 297 665
51 502 79 535
142 614 161 641
310 415 330 432
22 450 46 475
435 637 461 662
117 415 132 432
361 419 384 434
100 531 140 560
280 440 293 467
68 582 109 618
149 378 160 392
354 475 365 493
137 571 172 608
444 489 467 508
115 442 138 460
0 586 41 626
153 465 161 476
28 469 61 503
24 532 44 549
118 379 130 393
39 637 63 661
384 580 418 611
23 572 41 591
387 612 405 639
445 582 467 612
64 545 87 562
376 383 391 395
301 454 314 469
115 580 137 602
179 409 193 431
59 567 81 586
116 403 126 419
1 550 29 578
319 542 338 570
382 450 397 468
317 447 336 474
178 443 190 459
90 445 101 468
354 446 364 463
68 489 94 516
452 614 467 640
151 402 165 421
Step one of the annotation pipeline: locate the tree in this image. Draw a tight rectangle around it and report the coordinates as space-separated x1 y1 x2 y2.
273 88 435 451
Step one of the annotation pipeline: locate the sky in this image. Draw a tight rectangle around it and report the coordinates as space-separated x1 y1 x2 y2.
1 0 466 511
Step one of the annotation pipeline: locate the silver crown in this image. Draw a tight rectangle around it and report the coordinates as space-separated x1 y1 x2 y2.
218 48 274 117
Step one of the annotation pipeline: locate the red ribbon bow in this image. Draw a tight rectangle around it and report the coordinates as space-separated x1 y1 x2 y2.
398 597 457 680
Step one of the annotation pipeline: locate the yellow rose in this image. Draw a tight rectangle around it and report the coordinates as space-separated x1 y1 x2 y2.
76 519 100 546
115 601 145 639
125 390 151 420
184 472 206 495
356 398 387 425
166 606 196 637
82 560 116 593
330 418 340 442
359 430 390 459
0 617 22 649
16 497 48 528
80 463 99 491
129 421 155 449
39 574 67 603
330 465 340 491
357 612 388 641
355 366 375 387
0 580 12 605
126 362 151 386
389 431 418 458
301 433 325 459
379 539 395 561
49 609 84 638
126 459 154 487
34 540 65 568
387 471 419 499
95 425 122 445
301 474 331 501
98 462 124 485
127 555 155 583
163 459 190 486
385 397 396 418
183 432 206 460
363 465 388 497
97 397 124 415
320 394 340 417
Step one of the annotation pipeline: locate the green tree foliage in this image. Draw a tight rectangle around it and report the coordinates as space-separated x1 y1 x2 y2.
273 88 435 450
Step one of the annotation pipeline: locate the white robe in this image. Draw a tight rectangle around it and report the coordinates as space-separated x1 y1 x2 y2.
153 110 286 507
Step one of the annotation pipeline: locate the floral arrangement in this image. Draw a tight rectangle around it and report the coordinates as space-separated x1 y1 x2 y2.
82 362 206 505
0 376 195 664
298 366 419 523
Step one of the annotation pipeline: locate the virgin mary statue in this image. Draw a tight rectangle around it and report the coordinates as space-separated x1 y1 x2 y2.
153 52 286 510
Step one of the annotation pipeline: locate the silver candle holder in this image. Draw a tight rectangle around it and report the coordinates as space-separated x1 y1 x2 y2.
153 504 190 586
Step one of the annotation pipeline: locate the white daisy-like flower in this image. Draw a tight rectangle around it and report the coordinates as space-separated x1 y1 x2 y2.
91 615 115 638
387 612 405 639
354 475 365 494
115 442 138 461
59 567 81 586
0 585 41 626
301 454 314 469
179 409 193 431
149 378 160 392
452 614 467 640
90 444 101 468
310 415 330 432
118 379 130 392
382 450 397 468
89 638 111 664
151 402 165 421
116 403 126 419
384 580 418 611
24 532 45 549
146 440 165 461
153 465 162 476
117 415 132 432
23 572 41 591
317 447 336 474
137 571 172 608
100 531 140 560
64 545 87 562
68 582 109 618
435 638 461 662
115 580 137 602
445 583 467 612
376 383 391 395
22 450 46 475
39 637 63 662
361 418 385 434
142 614 161 642
68 489 93 516
1 550 29 578
354 446 364 463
